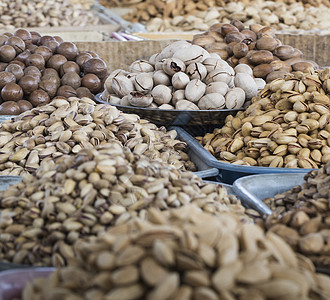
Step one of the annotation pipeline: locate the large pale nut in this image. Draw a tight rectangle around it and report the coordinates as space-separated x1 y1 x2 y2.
256 36 278 51
134 73 153 94
203 58 230 73
234 64 253 76
254 78 266 90
175 100 199 110
172 72 190 89
105 69 127 93
108 95 121 105
198 93 225 110
186 63 207 81
128 92 153 107
248 50 274 65
274 46 295 61
162 58 186 76
253 64 273 79
120 95 130 106
206 82 228 96
234 73 258 100
172 89 185 106
266 70 288 83
173 45 208 65
153 70 170 86
185 79 206 103
225 87 245 109
151 85 172 105
158 104 174 110
149 53 161 64
205 69 233 85
129 60 154 73
112 75 135 98
159 41 191 59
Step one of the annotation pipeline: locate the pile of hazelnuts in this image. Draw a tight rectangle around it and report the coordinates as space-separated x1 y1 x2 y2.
0 29 108 115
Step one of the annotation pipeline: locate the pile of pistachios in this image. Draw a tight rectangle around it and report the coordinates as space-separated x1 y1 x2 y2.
0 97 196 176
0 143 249 267
197 68 330 168
102 41 265 111
263 162 330 268
22 205 330 299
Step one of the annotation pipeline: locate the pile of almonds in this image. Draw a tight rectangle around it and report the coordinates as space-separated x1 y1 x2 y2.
124 0 330 31
192 21 319 83
263 162 330 268
0 97 196 176
22 204 330 299
0 29 107 115
196 68 330 169
0 143 248 267
102 41 265 111
0 0 100 29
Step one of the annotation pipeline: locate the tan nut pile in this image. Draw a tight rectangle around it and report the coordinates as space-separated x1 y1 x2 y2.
102 41 264 111
193 21 319 83
22 205 330 299
0 0 100 29
262 162 330 268
0 143 249 267
0 97 196 176
196 68 330 168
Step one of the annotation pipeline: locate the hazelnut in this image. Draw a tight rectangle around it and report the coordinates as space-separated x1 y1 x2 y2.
30 31 41 45
34 46 53 62
5 36 25 54
24 66 41 79
25 54 45 70
0 101 20 115
76 87 94 99
15 49 31 63
81 73 101 94
0 45 16 62
56 85 77 98
1 82 23 101
47 54 67 72
75 52 92 68
17 99 33 113
19 75 39 94
53 36 64 44
39 80 58 98
29 89 50 106
56 42 79 60
43 40 59 53
0 35 9 46
38 35 55 46
61 72 81 90
5 64 24 81
14 29 32 45
59 61 80 76
83 58 107 79
0 71 16 88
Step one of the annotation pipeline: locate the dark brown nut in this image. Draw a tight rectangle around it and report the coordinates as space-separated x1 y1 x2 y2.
17 99 33 113
19 75 39 94
25 54 45 70
0 45 16 62
85 51 99 58
238 57 253 67
30 32 41 45
225 31 245 44
256 37 278 51
38 35 55 46
1 83 23 101
26 44 38 53
221 24 239 36
43 41 59 53
249 24 264 34
41 74 60 87
75 52 92 68
56 85 77 98
253 64 274 79
210 23 223 31
242 38 256 50
227 56 239 67
269 60 292 72
15 49 31 63
43 68 59 78
9 60 25 69
0 101 20 115
225 42 237 57
274 46 295 60
5 36 25 54
241 30 257 41
60 61 80 77
230 20 245 31
0 35 9 47
292 62 315 72
34 46 53 62
0 62 7 72
257 26 276 38
61 72 81 90
249 50 274 65
291 48 304 59
39 80 58 98
5 64 24 81
56 42 79 60
53 36 64 44
266 70 288 83
76 87 94 99
83 58 108 79
14 29 32 45
81 74 101 94
233 42 249 58
24 66 41 79
0 71 16 88
47 54 67 72
29 89 50 106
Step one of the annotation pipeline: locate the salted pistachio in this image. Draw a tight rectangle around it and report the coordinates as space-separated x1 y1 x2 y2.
198 93 225 110
206 81 229 96
185 79 206 103
171 72 190 89
162 58 186 76
186 63 207 81
112 75 135 98
129 60 154 73
151 85 172 105
153 70 171 86
225 87 245 109
173 45 209 65
134 73 153 94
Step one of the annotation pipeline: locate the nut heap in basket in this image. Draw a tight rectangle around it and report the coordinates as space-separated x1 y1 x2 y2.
0 142 248 267
0 29 108 115
102 41 265 111
22 205 330 299
0 97 198 176
197 68 330 169
193 21 319 83
263 161 330 269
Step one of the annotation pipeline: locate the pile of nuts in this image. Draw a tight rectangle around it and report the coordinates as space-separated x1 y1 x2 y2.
192 21 319 83
0 29 108 115
102 41 264 111
263 162 330 268
0 97 197 176
0 144 248 266
0 0 100 29
123 0 330 31
196 68 330 169
22 205 330 299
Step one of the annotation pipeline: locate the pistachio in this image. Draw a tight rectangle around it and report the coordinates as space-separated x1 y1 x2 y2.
186 63 207 81
162 58 186 76
112 75 135 98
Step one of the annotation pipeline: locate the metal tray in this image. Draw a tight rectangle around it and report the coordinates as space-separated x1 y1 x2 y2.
172 126 219 179
0 268 55 300
177 127 314 184
0 176 22 191
0 115 15 124
94 93 242 126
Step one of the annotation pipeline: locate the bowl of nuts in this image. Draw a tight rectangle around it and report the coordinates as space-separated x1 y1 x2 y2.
98 41 266 125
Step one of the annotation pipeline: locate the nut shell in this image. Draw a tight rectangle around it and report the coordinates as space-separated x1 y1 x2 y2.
1 82 23 101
